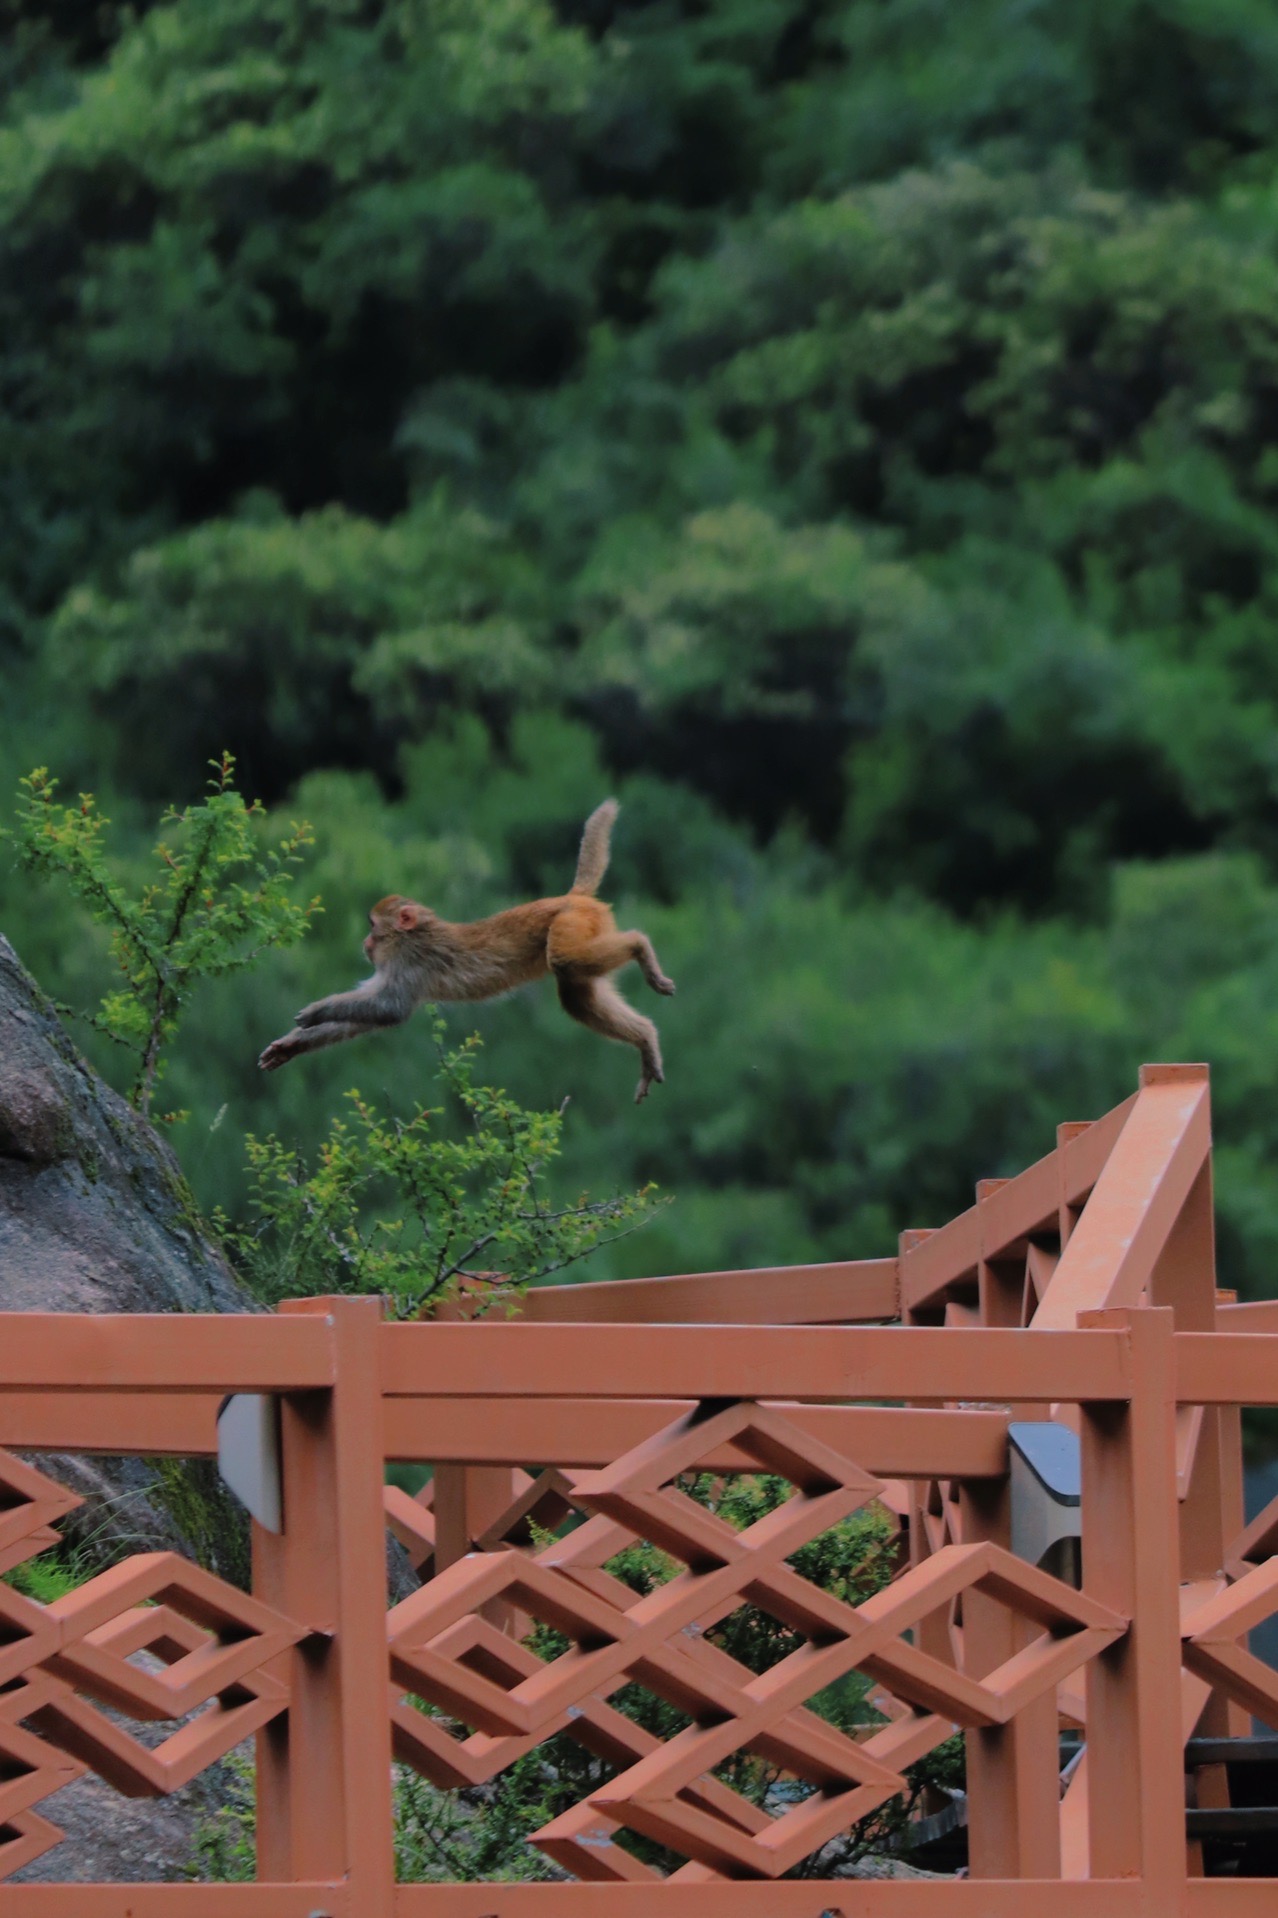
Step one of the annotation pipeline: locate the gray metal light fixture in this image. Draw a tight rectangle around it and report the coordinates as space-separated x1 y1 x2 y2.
1009 1419 1081 1587
216 1392 284 1533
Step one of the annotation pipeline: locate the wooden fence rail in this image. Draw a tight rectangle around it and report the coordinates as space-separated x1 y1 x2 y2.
0 1066 1275 1914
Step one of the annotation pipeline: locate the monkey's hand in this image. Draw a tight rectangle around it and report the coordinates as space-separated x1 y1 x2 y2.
259 1016 368 1071
259 1029 304 1071
652 972 676 995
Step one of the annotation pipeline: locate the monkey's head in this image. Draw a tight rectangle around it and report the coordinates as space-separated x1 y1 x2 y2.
365 895 437 961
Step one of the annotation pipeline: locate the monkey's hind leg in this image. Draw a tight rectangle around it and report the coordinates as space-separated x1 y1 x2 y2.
556 975 665 1103
619 929 676 996
549 920 676 996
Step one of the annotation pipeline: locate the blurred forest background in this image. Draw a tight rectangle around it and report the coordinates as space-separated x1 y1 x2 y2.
4 0 1278 1295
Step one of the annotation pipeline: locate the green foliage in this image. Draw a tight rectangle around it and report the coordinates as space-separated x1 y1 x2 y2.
224 1017 659 1317
392 1763 563 1885
186 1749 255 1885
16 0 1278 1878
149 1456 251 1591
3 1547 86 1603
5 0 1278 1305
5 754 317 1115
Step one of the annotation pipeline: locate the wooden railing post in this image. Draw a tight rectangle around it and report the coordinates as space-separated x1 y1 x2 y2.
1079 1306 1186 1915
960 1474 1062 1878
253 1296 395 1913
433 1464 522 1570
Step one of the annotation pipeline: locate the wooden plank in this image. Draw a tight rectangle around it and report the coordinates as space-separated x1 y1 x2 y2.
1034 1072 1211 1332
0 1892 346 1916
1187 1886 1278 1916
0 1391 1009 1474
523 1260 900 1325
899 1206 982 1312
393 1884 1146 1915
1176 1335 1278 1406
383 1398 1009 1474
1 1391 1012 1473
1059 1093 1139 1212
0 1314 333 1391
0 1392 220 1453
381 1323 1131 1403
972 1151 1059 1263
0 1874 1263 1915
1217 1300 1278 1333
900 1094 1138 1311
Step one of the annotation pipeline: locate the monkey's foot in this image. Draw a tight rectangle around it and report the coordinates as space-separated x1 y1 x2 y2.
634 1062 665 1103
651 972 676 996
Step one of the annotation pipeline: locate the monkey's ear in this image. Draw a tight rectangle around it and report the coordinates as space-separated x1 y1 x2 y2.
395 904 419 931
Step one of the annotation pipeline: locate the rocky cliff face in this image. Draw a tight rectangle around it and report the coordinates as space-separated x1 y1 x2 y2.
0 930 418 1593
0 933 249 1315
0 931 259 1576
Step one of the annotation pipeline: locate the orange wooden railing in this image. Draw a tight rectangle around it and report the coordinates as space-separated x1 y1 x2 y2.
0 1064 1276 1914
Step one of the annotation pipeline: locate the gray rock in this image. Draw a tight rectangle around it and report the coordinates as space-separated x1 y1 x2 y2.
0 932 250 1316
0 930 260 1579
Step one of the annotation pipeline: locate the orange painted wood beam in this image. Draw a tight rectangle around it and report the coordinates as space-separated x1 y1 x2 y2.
0 1392 220 1453
523 1259 900 1324
381 1322 1132 1402
0 1314 332 1391
901 1094 1137 1311
5 1884 1274 1915
1176 1334 1278 1405
0 1893 346 1916
383 1398 1008 1473
392 1883 1147 1915
1216 1299 1278 1333
1034 1068 1211 1331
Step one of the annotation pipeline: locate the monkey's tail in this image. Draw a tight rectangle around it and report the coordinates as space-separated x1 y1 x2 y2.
572 798 619 894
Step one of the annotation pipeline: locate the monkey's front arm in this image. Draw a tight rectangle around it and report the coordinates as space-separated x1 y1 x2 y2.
292 979 411 1028
257 974 416 1071
257 974 416 1066
258 1018 371 1071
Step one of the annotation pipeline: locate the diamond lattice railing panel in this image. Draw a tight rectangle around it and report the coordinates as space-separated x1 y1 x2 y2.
0 1577 63 1687
1182 1556 1278 1724
47 1555 301 1717
0 1674 87 1877
1224 1492 1278 1585
0 1449 82 1572
12 1553 306 1797
0 1808 66 1880
0 1462 308 1878
388 1396 1128 1881
0 1710 84 1830
385 1481 438 1575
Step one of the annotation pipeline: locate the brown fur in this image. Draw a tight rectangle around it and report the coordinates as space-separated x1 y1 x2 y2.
258 800 674 1101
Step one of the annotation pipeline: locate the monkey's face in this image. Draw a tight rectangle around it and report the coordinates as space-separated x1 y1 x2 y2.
365 895 434 960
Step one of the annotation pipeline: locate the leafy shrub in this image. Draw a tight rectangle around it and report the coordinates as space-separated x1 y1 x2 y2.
6 754 317 1117
223 1018 659 1317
